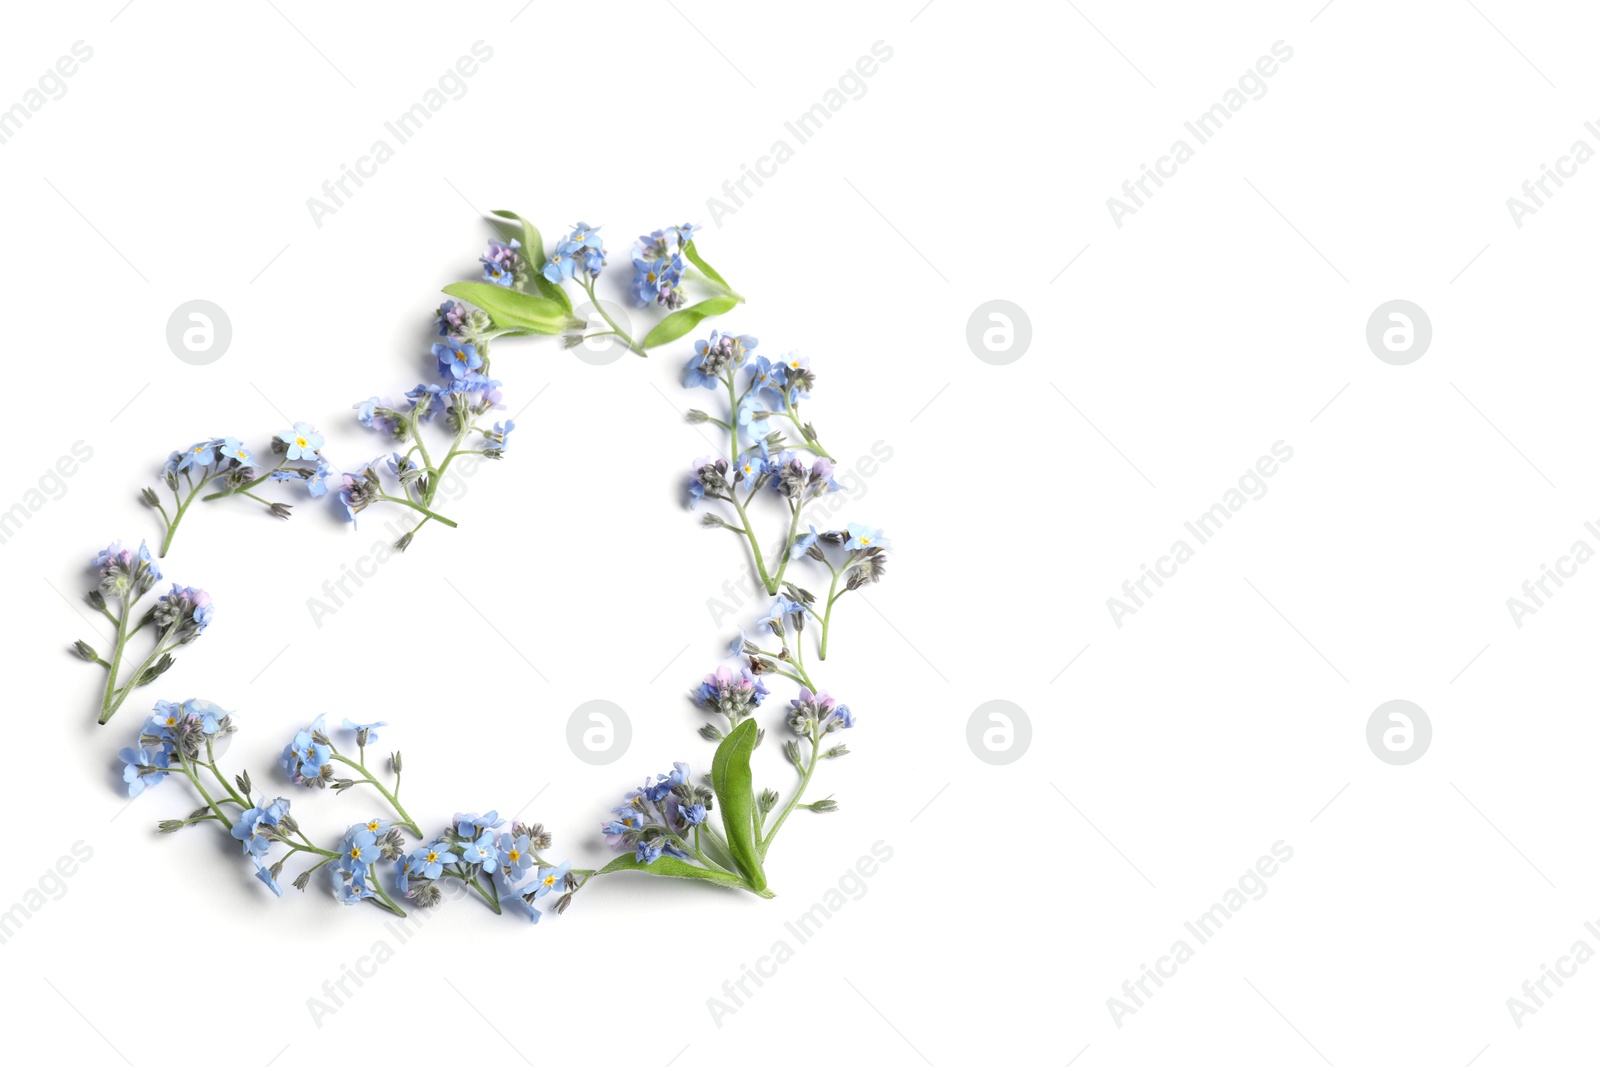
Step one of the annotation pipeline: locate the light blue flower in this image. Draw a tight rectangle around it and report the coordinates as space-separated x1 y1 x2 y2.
460 828 500 869
749 356 788 398
176 439 220 472
434 338 483 380
219 437 255 467
278 422 324 461
410 842 458 879
846 523 890 551
306 458 336 498
737 396 771 439
498 832 535 881
529 860 571 899
338 827 382 872
542 244 578 284
340 718 388 745
118 746 169 797
252 856 283 897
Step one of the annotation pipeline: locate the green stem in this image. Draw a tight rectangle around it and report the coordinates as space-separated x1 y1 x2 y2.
161 476 210 556
330 753 421 836
782 397 832 459
760 725 820 859
818 565 841 661
378 494 458 528
97 593 130 723
199 458 287 502
580 277 648 357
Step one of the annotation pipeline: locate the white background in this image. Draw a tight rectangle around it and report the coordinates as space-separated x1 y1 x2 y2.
3 1 1598 1063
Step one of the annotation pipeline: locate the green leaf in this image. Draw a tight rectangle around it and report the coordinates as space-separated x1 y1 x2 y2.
640 296 741 350
711 719 766 892
683 239 740 297
441 282 573 336
489 209 572 314
596 852 747 889
699 827 740 874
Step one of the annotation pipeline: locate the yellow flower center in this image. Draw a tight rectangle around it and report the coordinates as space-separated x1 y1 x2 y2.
367 821 381 832
426 851 440 863
509 849 521 862
543 874 557 887
295 437 308 448
350 847 363 860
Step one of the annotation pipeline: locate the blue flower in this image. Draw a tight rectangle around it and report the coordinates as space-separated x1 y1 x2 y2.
488 419 515 450
644 762 691 803
530 860 571 899
176 439 220 472
460 829 500 869
732 449 767 491
500 882 544 922
410 842 458 879
632 254 684 307
434 339 483 380
453 810 505 839
635 839 663 865
737 396 772 440
682 803 708 827
498 832 535 881
280 715 332 785
338 827 382 872
187 699 227 734
406 382 448 422
230 797 289 857
749 356 788 398
219 437 255 467
340 718 388 745
542 244 578 284
566 222 603 250
846 523 890 551
306 458 336 498
793 524 822 555
252 856 283 897
761 596 807 629
278 422 324 461
781 352 812 402
335 867 375 905
118 746 169 797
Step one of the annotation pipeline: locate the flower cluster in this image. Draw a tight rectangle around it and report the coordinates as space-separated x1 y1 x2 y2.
590 316 887 899
631 223 697 309
121 707 575 921
74 542 214 725
541 221 606 284
396 812 574 921
143 424 341 556
601 762 713 865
